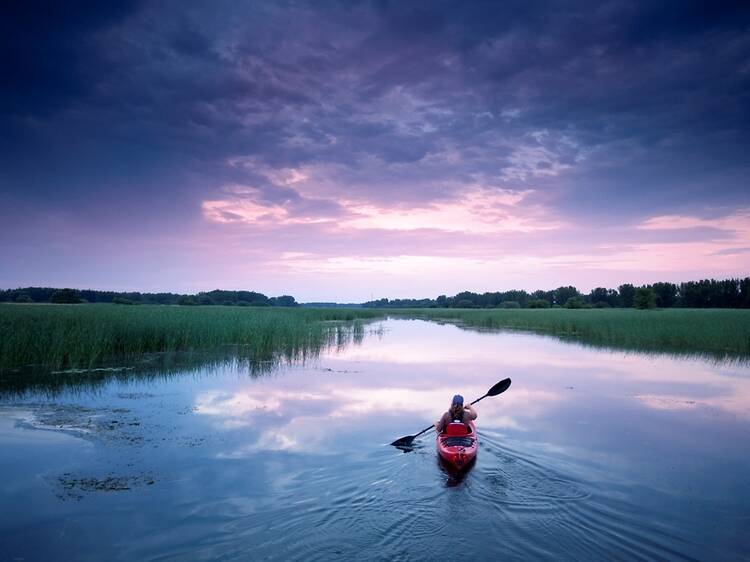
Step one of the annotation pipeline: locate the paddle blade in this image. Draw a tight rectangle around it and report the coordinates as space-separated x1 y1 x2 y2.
390 435 415 447
487 377 512 397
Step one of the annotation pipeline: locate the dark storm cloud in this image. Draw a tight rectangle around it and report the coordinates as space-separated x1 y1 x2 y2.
2 0 750 225
1 1 144 117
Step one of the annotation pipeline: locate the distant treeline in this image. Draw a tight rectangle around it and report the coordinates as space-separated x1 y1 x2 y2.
362 278 750 309
301 302 364 308
0 287 298 307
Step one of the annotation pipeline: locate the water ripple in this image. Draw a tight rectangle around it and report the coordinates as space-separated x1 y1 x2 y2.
138 437 701 562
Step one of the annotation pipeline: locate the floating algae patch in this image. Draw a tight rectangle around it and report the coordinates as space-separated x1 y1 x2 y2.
50 366 135 375
16 404 148 446
6 399 212 502
116 392 157 399
53 472 156 501
12 400 215 453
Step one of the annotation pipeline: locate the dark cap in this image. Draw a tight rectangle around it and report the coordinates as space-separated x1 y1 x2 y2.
452 394 464 406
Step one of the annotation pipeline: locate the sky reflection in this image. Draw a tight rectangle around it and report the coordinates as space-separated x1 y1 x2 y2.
3 318 750 560
193 319 750 459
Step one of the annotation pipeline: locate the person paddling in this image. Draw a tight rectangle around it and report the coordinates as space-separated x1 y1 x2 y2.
435 394 477 434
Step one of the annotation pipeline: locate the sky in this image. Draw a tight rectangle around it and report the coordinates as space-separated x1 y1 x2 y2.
2 0 749 301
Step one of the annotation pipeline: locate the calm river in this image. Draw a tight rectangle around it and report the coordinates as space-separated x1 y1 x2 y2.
1 319 749 560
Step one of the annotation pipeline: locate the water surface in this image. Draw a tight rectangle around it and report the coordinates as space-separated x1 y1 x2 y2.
1 319 749 560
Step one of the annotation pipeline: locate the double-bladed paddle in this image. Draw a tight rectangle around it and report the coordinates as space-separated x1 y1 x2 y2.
390 377 512 447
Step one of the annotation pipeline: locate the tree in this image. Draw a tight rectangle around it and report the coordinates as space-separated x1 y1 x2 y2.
618 284 636 308
554 286 579 306
651 282 678 308
453 291 479 307
602 288 620 307
15 294 33 303
528 299 551 308
589 287 609 305
634 287 657 309
362 298 389 308
177 295 196 305
564 296 585 309
269 295 297 307
50 288 81 304
719 278 742 308
501 290 529 308
479 292 497 307
740 278 750 308
530 290 553 307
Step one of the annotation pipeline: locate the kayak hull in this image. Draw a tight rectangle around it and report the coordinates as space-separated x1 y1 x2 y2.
436 421 477 469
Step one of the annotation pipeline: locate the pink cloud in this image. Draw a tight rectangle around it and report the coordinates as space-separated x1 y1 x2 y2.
8 157 748 301
204 158 564 236
187 169 750 299
203 184 561 234
343 189 560 233
638 210 750 233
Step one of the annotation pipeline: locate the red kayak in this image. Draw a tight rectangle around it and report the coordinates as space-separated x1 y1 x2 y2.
437 421 477 468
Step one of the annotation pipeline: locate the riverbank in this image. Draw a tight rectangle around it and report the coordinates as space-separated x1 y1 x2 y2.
2 305 749 378
0 304 382 372
391 308 750 360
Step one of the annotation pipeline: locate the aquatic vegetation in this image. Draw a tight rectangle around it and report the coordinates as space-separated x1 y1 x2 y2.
392 308 750 360
0 304 381 373
2 305 749 396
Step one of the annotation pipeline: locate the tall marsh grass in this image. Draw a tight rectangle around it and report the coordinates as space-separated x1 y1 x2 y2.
0 304 381 372
394 308 750 360
2 305 749 393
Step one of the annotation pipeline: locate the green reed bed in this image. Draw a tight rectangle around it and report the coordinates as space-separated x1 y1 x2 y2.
3 304 749 380
391 308 750 360
0 304 382 372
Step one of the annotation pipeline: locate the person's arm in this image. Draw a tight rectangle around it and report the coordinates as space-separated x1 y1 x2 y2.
464 404 477 420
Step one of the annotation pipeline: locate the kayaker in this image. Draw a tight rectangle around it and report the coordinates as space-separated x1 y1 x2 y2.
435 394 477 433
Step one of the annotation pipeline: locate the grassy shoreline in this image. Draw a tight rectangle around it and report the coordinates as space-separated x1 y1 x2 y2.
0 304 382 372
2 305 749 376
388 308 750 360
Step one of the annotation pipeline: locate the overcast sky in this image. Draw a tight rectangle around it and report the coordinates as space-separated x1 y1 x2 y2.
2 0 749 300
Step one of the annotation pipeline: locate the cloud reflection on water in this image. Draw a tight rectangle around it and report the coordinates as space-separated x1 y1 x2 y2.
194 319 750 456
